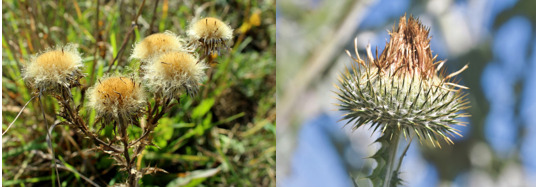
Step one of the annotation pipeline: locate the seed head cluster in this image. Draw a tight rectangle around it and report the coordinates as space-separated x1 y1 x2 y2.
17 12 235 187
335 16 470 146
23 44 84 93
187 17 233 55
143 51 206 99
87 76 146 121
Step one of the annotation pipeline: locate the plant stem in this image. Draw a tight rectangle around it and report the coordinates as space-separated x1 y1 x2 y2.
59 87 121 153
395 135 413 173
38 91 61 186
384 132 400 187
106 0 146 73
3 94 36 135
118 116 138 186
147 0 160 35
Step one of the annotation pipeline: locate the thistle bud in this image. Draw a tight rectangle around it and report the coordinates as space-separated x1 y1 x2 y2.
335 16 470 146
130 31 184 61
23 44 84 93
187 17 233 55
87 76 146 121
142 51 206 99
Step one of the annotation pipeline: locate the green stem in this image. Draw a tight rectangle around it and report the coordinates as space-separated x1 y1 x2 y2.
384 132 400 187
395 135 413 173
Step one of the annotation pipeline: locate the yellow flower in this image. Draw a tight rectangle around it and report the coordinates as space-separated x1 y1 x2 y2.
238 11 261 33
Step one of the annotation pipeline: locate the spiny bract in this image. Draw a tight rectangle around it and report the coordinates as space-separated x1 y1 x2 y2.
335 15 470 147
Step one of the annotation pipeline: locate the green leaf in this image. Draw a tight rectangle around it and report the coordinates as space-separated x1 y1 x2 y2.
153 118 174 147
3 140 47 159
191 98 215 119
166 168 220 187
110 31 117 58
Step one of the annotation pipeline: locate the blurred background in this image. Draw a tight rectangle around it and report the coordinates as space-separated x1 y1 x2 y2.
2 0 275 186
277 0 536 186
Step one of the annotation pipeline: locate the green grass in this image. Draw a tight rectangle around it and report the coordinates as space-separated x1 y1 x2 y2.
2 0 275 186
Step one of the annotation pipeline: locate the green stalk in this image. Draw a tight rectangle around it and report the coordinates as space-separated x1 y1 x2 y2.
369 128 403 187
384 132 400 187
395 135 413 175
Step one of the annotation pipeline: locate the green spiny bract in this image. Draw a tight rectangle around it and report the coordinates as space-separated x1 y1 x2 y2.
336 64 469 146
335 15 470 147
335 15 470 186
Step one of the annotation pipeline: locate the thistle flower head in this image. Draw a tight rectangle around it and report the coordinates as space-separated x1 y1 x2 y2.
187 17 233 55
130 31 184 61
143 51 206 99
335 15 470 147
88 75 146 121
23 44 84 93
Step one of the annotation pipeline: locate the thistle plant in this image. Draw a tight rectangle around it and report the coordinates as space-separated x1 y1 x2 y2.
87 76 146 123
130 31 185 78
21 43 86 185
142 51 206 99
335 15 470 186
7 14 234 186
187 17 234 56
23 44 84 93
130 31 185 61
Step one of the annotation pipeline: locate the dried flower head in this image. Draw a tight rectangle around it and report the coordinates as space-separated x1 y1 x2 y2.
87 76 146 121
23 44 84 93
335 15 470 147
130 31 184 61
187 17 233 55
143 51 206 98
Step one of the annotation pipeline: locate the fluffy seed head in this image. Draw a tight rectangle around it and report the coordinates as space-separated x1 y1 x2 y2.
335 15 470 147
187 17 233 55
143 51 206 99
88 76 146 121
130 31 184 61
23 44 84 93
